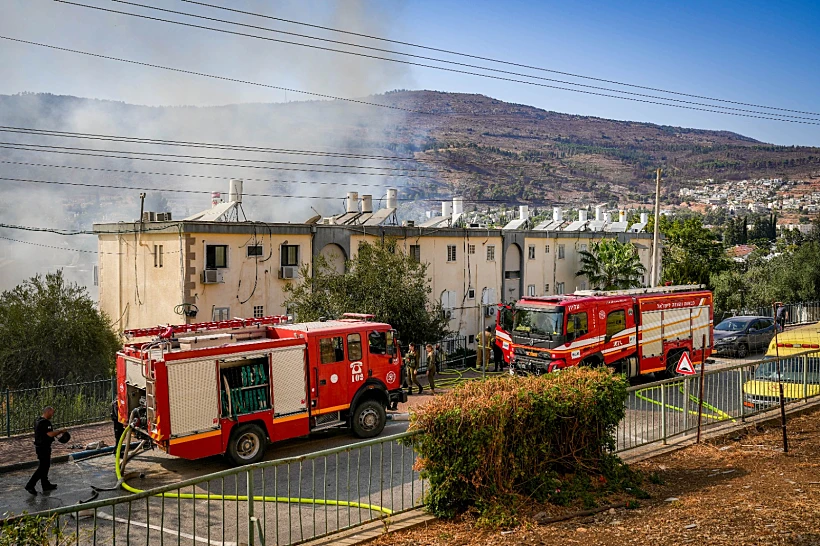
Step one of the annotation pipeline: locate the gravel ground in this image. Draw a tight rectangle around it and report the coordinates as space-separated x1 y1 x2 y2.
370 408 820 546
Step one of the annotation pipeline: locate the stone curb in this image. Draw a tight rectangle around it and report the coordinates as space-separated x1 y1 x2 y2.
386 413 410 421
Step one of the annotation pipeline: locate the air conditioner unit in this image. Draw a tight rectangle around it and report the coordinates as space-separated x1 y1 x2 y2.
279 266 298 279
201 269 223 284
485 307 496 317
442 309 453 320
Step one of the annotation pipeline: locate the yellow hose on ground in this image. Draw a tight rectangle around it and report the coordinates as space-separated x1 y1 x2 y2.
115 426 392 515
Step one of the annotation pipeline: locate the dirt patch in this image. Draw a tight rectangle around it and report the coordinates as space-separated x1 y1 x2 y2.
371 409 820 545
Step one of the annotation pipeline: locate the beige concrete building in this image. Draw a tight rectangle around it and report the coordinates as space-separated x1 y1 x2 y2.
94 187 658 351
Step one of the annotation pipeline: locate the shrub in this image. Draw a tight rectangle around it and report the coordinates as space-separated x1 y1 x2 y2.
406 367 629 521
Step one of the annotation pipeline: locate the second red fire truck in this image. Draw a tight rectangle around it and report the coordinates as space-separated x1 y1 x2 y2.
116 314 406 465
496 285 713 378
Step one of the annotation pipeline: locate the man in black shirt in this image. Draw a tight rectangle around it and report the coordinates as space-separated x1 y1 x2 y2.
25 406 68 495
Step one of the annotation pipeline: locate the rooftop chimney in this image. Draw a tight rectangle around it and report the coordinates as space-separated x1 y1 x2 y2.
442 201 453 218
346 192 359 213
579 209 589 222
386 188 398 209
228 179 243 203
361 194 373 213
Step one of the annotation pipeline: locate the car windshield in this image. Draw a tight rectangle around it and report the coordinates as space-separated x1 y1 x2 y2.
715 319 750 332
755 358 820 384
513 308 564 338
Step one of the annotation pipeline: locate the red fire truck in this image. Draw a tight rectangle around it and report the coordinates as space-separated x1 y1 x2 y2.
115 314 406 465
496 285 713 378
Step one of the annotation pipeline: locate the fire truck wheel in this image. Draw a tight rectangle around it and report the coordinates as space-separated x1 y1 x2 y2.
351 400 386 439
227 424 267 466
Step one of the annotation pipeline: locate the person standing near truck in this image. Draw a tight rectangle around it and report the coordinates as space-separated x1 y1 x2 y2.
25 406 68 495
404 343 422 395
425 344 438 395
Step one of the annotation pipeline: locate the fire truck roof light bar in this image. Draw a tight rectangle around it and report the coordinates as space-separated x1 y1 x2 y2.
572 284 706 297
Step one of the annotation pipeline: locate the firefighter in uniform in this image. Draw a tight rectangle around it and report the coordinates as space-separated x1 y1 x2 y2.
25 406 68 495
404 343 422 395
425 344 438 395
490 328 503 371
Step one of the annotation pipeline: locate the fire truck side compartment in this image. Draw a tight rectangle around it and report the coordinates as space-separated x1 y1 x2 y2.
167 358 220 438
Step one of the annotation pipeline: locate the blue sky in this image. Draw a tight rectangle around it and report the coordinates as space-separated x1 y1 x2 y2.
2 0 819 145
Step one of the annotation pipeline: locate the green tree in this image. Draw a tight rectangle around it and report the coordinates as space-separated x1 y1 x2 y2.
652 216 731 286
283 239 449 344
575 239 646 290
0 270 120 389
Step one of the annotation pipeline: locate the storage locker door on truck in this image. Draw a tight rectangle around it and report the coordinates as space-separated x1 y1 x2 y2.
166 359 220 438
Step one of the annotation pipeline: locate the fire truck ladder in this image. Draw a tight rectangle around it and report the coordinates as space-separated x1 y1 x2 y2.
124 315 292 339
573 284 706 297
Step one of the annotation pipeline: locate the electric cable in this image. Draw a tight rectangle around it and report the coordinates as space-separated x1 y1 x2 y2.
114 426 392 514
108 0 820 123
182 0 820 118
56 1 820 125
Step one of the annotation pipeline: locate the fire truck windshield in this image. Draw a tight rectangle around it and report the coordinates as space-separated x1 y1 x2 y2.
513 308 564 339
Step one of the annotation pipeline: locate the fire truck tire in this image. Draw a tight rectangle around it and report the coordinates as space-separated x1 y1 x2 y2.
351 400 386 439
227 424 267 466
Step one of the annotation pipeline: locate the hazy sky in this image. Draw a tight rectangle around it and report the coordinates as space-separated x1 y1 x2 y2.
2 0 819 146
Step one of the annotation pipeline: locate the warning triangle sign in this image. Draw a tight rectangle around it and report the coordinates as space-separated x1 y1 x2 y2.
675 351 696 375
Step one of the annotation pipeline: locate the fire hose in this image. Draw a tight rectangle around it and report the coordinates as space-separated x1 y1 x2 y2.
114 426 392 515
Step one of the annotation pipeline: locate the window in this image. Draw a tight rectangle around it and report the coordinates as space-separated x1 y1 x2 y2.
153 244 164 268
566 312 589 340
281 245 299 267
528 245 536 260
467 288 475 299
544 283 550 293
579 243 588 253
527 284 536 296
348 333 362 361
253 305 264 318
409 245 421 263
206 245 228 269
556 282 565 294
447 245 457 262
368 331 394 355
486 245 495 261
213 307 230 321
320 337 345 364
606 310 626 338
545 244 550 254
579 281 587 290
247 245 263 258
467 244 476 255
557 244 565 260
468 335 475 344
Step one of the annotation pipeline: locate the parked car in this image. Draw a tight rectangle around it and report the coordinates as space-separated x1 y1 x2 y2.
713 316 779 358
742 323 820 409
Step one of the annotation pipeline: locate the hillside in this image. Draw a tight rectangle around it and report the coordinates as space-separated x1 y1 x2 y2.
2 91 820 211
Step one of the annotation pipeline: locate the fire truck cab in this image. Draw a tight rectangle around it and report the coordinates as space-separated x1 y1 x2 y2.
497 285 713 379
116 314 406 465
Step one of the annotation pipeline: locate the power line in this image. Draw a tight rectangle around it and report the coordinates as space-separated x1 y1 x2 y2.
0 35 421 115
0 235 173 255
108 0 820 123
59 0 820 125
0 160 418 191
183 0 820 118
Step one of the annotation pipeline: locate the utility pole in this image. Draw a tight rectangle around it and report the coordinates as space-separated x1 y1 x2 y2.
650 168 662 287
772 302 789 452
138 192 146 232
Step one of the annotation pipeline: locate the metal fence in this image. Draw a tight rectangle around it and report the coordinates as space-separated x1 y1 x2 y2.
4 431 425 546
615 350 820 451
1 377 114 438
722 301 820 326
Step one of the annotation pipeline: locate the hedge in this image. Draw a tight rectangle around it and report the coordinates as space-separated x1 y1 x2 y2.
407 367 629 520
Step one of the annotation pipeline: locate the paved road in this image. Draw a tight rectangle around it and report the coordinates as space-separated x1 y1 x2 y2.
1 419 420 545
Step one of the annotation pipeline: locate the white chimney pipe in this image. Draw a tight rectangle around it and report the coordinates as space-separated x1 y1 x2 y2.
640 212 649 224
619 210 626 223
595 205 605 222
211 191 222 208
442 201 453 218
579 209 589 222
553 207 563 223
519 205 529 220
452 197 464 216
346 192 359 213
361 194 373 213
386 188 398 209
228 179 243 203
